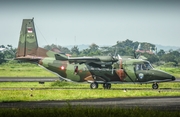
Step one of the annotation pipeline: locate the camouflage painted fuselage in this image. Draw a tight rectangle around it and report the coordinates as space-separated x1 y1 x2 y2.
39 57 175 84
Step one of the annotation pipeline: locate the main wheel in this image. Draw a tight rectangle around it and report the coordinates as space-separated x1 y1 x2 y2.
103 83 111 89
152 83 158 89
90 82 98 89
107 84 111 89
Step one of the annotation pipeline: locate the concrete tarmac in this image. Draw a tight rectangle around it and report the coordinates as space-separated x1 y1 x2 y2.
0 96 180 110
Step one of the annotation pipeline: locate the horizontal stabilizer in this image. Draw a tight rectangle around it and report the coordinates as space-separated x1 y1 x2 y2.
55 54 68 60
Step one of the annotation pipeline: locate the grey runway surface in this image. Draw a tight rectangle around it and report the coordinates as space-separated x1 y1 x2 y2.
1 96 180 110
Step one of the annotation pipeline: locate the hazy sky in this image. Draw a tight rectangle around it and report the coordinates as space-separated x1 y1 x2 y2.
1 0 180 48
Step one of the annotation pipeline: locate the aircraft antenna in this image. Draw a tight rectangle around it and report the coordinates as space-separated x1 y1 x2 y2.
114 46 117 57
133 46 137 59
34 22 49 45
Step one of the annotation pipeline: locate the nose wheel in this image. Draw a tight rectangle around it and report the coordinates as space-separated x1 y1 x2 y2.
152 83 158 89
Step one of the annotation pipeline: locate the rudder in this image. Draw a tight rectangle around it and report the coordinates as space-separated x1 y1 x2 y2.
16 18 39 57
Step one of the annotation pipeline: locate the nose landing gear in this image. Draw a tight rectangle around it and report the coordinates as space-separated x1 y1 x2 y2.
152 83 159 89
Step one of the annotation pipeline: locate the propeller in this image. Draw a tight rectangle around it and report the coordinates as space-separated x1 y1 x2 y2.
133 46 141 59
108 45 118 61
111 54 122 75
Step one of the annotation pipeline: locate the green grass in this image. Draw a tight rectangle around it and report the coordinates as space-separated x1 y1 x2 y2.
0 81 180 102
0 107 180 117
2 89 180 102
0 62 57 77
1 88 179 102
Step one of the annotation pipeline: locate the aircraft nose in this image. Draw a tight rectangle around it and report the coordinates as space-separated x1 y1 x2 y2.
172 76 176 81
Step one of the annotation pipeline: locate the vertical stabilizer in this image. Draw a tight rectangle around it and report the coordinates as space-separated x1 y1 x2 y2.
16 18 38 57
16 18 56 61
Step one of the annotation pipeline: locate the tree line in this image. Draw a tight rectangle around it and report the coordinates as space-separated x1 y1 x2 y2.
1 39 180 66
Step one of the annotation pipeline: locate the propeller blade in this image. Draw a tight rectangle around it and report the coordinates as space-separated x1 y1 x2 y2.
118 54 122 60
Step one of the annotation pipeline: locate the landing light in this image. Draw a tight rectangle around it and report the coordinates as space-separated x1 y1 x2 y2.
60 66 65 70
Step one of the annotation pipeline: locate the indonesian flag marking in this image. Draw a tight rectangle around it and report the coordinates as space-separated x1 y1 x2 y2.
27 27 33 33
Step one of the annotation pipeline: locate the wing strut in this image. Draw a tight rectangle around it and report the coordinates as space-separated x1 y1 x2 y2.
124 70 135 84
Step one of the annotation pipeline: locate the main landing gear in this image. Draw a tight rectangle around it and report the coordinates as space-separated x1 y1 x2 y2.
103 83 111 89
90 82 111 89
152 83 159 89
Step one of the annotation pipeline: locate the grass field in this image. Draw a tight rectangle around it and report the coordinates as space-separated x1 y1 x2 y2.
0 81 180 102
0 62 57 77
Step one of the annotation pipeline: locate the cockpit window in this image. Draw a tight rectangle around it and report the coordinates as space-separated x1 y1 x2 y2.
144 62 153 70
135 62 153 71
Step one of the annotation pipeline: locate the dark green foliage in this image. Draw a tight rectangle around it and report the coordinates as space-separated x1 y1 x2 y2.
157 49 165 57
44 44 71 54
71 46 80 56
0 52 5 64
89 43 99 52
0 107 179 117
0 45 16 64
2 39 180 65
42 39 180 64
142 53 159 63
160 51 180 65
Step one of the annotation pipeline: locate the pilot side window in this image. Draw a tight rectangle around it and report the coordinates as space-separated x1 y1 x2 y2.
144 62 153 70
135 64 147 70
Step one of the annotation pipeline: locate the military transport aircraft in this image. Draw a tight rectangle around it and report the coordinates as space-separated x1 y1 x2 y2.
15 18 175 89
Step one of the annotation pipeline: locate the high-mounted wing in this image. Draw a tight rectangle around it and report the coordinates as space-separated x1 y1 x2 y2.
55 54 100 64
55 53 118 64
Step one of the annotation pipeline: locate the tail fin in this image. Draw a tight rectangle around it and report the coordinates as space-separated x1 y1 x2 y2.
16 18 55 61
16 18 39 57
